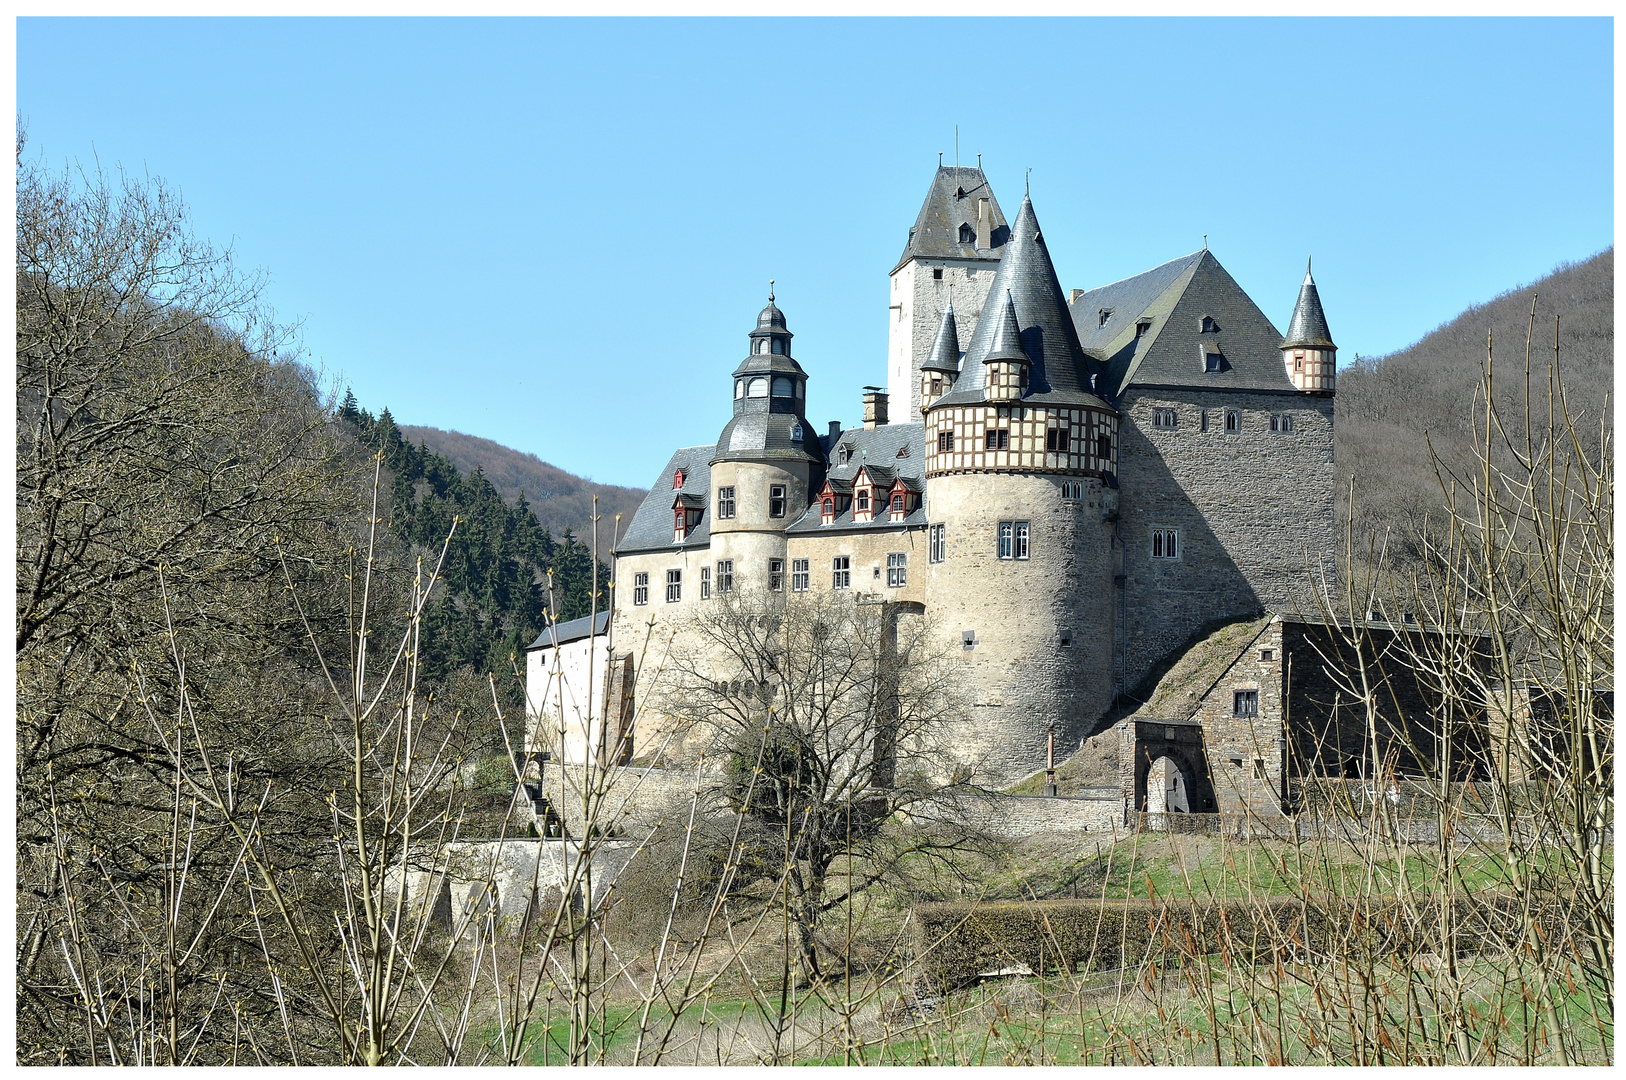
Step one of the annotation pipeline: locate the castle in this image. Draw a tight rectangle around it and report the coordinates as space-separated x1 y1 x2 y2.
532 163 1338 789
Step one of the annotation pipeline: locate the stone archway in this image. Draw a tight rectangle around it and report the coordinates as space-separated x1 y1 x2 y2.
1125 719 1216 815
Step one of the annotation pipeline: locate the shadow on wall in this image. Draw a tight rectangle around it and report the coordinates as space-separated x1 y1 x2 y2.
1115 420 1261 695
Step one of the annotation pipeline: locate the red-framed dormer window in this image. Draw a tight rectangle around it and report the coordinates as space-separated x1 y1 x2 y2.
821 498 836 525
674 507 688 540
889 488 908 521
673 468 685 490
854 487 872 522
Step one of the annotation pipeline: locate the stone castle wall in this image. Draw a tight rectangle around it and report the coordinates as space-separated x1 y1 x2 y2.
925 472 1117 786
1114 387 1335 694
888 258 998 419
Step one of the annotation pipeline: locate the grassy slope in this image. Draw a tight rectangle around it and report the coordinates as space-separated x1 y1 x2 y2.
399 424 645 545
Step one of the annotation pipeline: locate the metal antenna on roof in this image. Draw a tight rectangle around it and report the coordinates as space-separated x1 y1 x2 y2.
955 125 959 170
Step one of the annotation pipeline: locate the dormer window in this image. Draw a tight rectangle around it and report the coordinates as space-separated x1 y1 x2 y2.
958 223 975 244
821 497 836 525
896 444 909 458
673 469 685 489
1098 308 1114 329
1136 319 1151 338
1200 315 1219 333
837 443 850 464
889 492 907 521
955 186 966 198
855 489 870 518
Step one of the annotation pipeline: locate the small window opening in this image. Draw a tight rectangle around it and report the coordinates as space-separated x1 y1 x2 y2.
1224 410 1240 434
962 630 977 649
938 431 954 452
1059 628 1074 648
1136 319 1151 338
1260 648 1275 662
932 267 943 280
1098 308 1113 329
984 429 1009 450
1200 315 1219 333
958 223 975 244
1233 690 1259 718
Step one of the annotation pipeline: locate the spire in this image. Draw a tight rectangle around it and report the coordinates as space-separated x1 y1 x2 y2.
923 299 961 373
983 291 1028 364
954 193 1098 401
1282 259 1336 350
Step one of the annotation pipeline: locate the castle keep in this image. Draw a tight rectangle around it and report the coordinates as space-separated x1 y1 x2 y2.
534 164 1338 789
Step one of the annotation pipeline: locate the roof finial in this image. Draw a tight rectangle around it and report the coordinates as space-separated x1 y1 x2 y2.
1025 168 1031 196
1306 255 1313 280
768 278 775 303
977 152 982 169
1203 234 1208 251
938 152 943 167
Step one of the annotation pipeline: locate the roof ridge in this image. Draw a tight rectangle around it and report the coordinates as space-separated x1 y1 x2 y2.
1077 250 1206 297
1110 253 1207 393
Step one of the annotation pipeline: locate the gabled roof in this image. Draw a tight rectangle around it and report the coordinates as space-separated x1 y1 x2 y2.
936 194 1106 409
1069 250 1298 399
526 610 609 650
616 446 715 555
894 166 1009 272
788 423 927 534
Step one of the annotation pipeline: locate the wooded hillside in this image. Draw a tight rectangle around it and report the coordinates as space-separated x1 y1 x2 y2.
400 424 643 546
1335 248 1612 561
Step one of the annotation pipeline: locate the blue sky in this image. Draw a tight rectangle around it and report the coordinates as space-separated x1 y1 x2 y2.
18 18 1613 489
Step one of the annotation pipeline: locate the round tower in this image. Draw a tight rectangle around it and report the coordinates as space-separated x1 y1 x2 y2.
922 193 1120 787
708 288 820 598
1281 259 1336 393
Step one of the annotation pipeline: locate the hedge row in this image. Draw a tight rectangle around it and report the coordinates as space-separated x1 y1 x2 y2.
911 894 1560 988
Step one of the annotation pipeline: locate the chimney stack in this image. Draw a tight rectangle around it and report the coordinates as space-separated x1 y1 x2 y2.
827 420 842 447
1068 289 1084 304
976 198 992 248
862 388 889 429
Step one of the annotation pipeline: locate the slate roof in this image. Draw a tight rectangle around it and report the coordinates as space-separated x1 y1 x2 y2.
922 301 962 373
786 424 928 535
936 194 1108 410
1281 262 1336 349
1067 250 1298 400
526 609 609 650
894 166 1009 272
615 445 715 555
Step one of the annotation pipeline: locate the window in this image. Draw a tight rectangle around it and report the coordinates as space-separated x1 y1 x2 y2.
1270 413 1294 434
890 492 907 520
929 523 946 563
1260 648 1275 662
1200 315 1219 333
1059 628 1074 648
1200 410 1210 432
1098 308 1113 329
756 339 768 354
837 443 850 463
1061 481 1083 500
1096 434 1111 461
1135 319 1151 338
887 552 907 587
673 468 685 489
1233 690 1259 718
1047 425 1070 452
855 490 870 514
1294 354 1304 372
717 486 736 518
831 556 851 589
772 376 792 397
768 558 784 592
928 376 943 397
771 339 785 356
735 380 745 399
665 569 682 603
932 267 944 280
791 558 810 592
997 521 1030 560
1204 351 1223 373
1224 410 1240 434
962 630 977 649
716 559 733 595
958 223 975 244
633 572 649 605
938 431 954 452
1151 528 1179 559
748 377 768 397
985 429 1009 450
1151 408 1177 430
769 484 786 518
700 566 711 599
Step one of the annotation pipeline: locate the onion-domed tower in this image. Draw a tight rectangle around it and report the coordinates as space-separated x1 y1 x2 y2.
708 288 821 598
922 193 1121 786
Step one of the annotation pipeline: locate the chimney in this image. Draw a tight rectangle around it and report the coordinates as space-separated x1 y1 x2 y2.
827 420 842 446
976 198 991 248
862 388 889 429
1068 289 1084 304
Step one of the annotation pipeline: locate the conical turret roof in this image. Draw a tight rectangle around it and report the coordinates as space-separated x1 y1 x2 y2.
940 193 1103 406
922 301 962 373
983 291 1028 364
1281 260 1335 350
